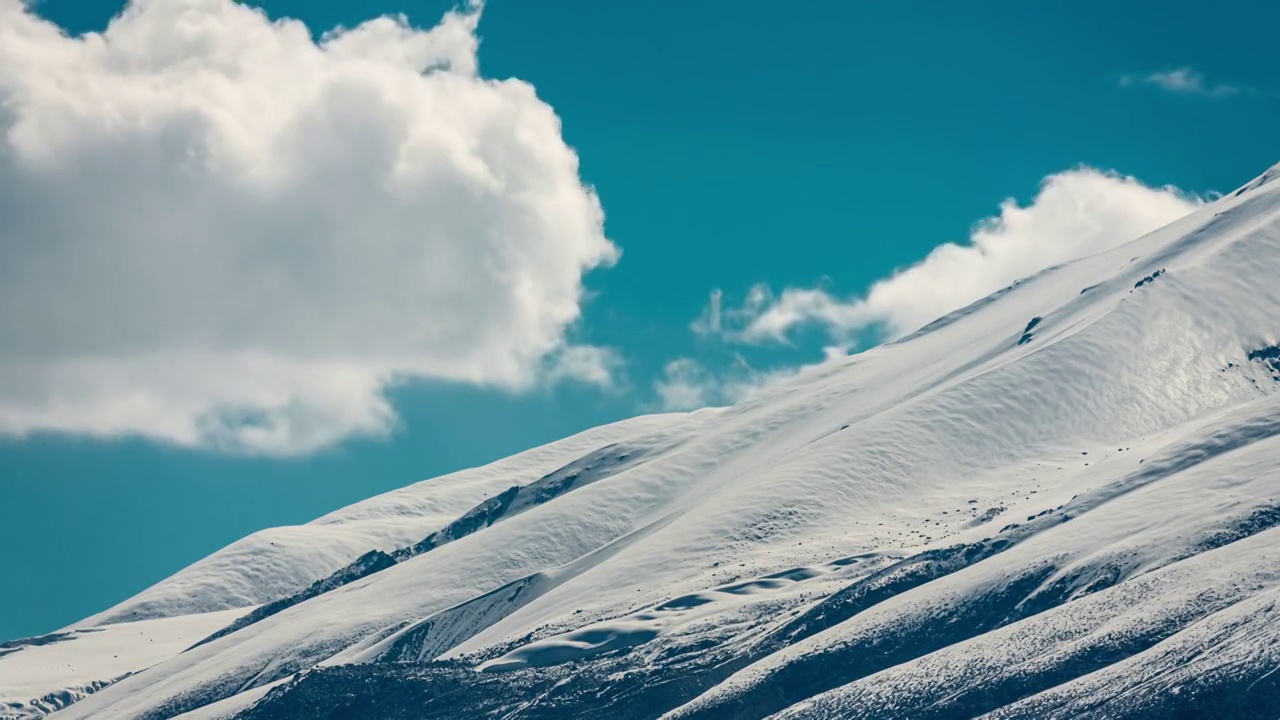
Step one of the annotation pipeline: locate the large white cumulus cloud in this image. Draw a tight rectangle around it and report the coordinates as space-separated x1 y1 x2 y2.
0 0 619 454
707 168 1200 344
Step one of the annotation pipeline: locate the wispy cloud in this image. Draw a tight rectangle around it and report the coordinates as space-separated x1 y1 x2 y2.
1120 67 1244 98
696 288 724 335
541 346 624 390
650 356 799 411
697 167 1200 347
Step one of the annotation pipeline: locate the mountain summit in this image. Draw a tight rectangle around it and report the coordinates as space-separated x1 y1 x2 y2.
6 163 1280 719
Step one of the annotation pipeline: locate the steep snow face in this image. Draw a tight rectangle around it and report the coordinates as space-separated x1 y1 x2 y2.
15 163 1280 719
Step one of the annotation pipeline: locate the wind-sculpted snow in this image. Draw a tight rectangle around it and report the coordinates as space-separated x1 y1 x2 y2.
19 162 1280 719
668 414 1280 719
766 527 1280 720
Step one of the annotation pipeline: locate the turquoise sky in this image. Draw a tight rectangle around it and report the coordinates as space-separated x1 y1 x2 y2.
3 0 1280 641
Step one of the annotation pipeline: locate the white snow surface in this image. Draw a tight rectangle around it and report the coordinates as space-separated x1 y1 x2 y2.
81 411 689 626
11 162 1280 718
0 610 243 719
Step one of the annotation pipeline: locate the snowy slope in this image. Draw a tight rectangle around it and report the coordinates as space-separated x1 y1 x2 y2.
14 162 1280 719
82 412 690 625
0 610 243 720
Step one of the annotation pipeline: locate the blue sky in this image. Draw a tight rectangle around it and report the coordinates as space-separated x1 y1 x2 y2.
2 0 1279 641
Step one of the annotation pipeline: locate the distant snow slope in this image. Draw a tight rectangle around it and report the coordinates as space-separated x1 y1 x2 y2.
13 162 1280 719
0 610 242 720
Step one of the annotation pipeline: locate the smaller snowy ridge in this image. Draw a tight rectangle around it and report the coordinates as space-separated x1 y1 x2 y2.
189 439 672 650
0 610 243 720
85 413 692 626
1232 161 1280 197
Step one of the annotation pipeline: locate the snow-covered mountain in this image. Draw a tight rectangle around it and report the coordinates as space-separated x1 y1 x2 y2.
6 163 1280 719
